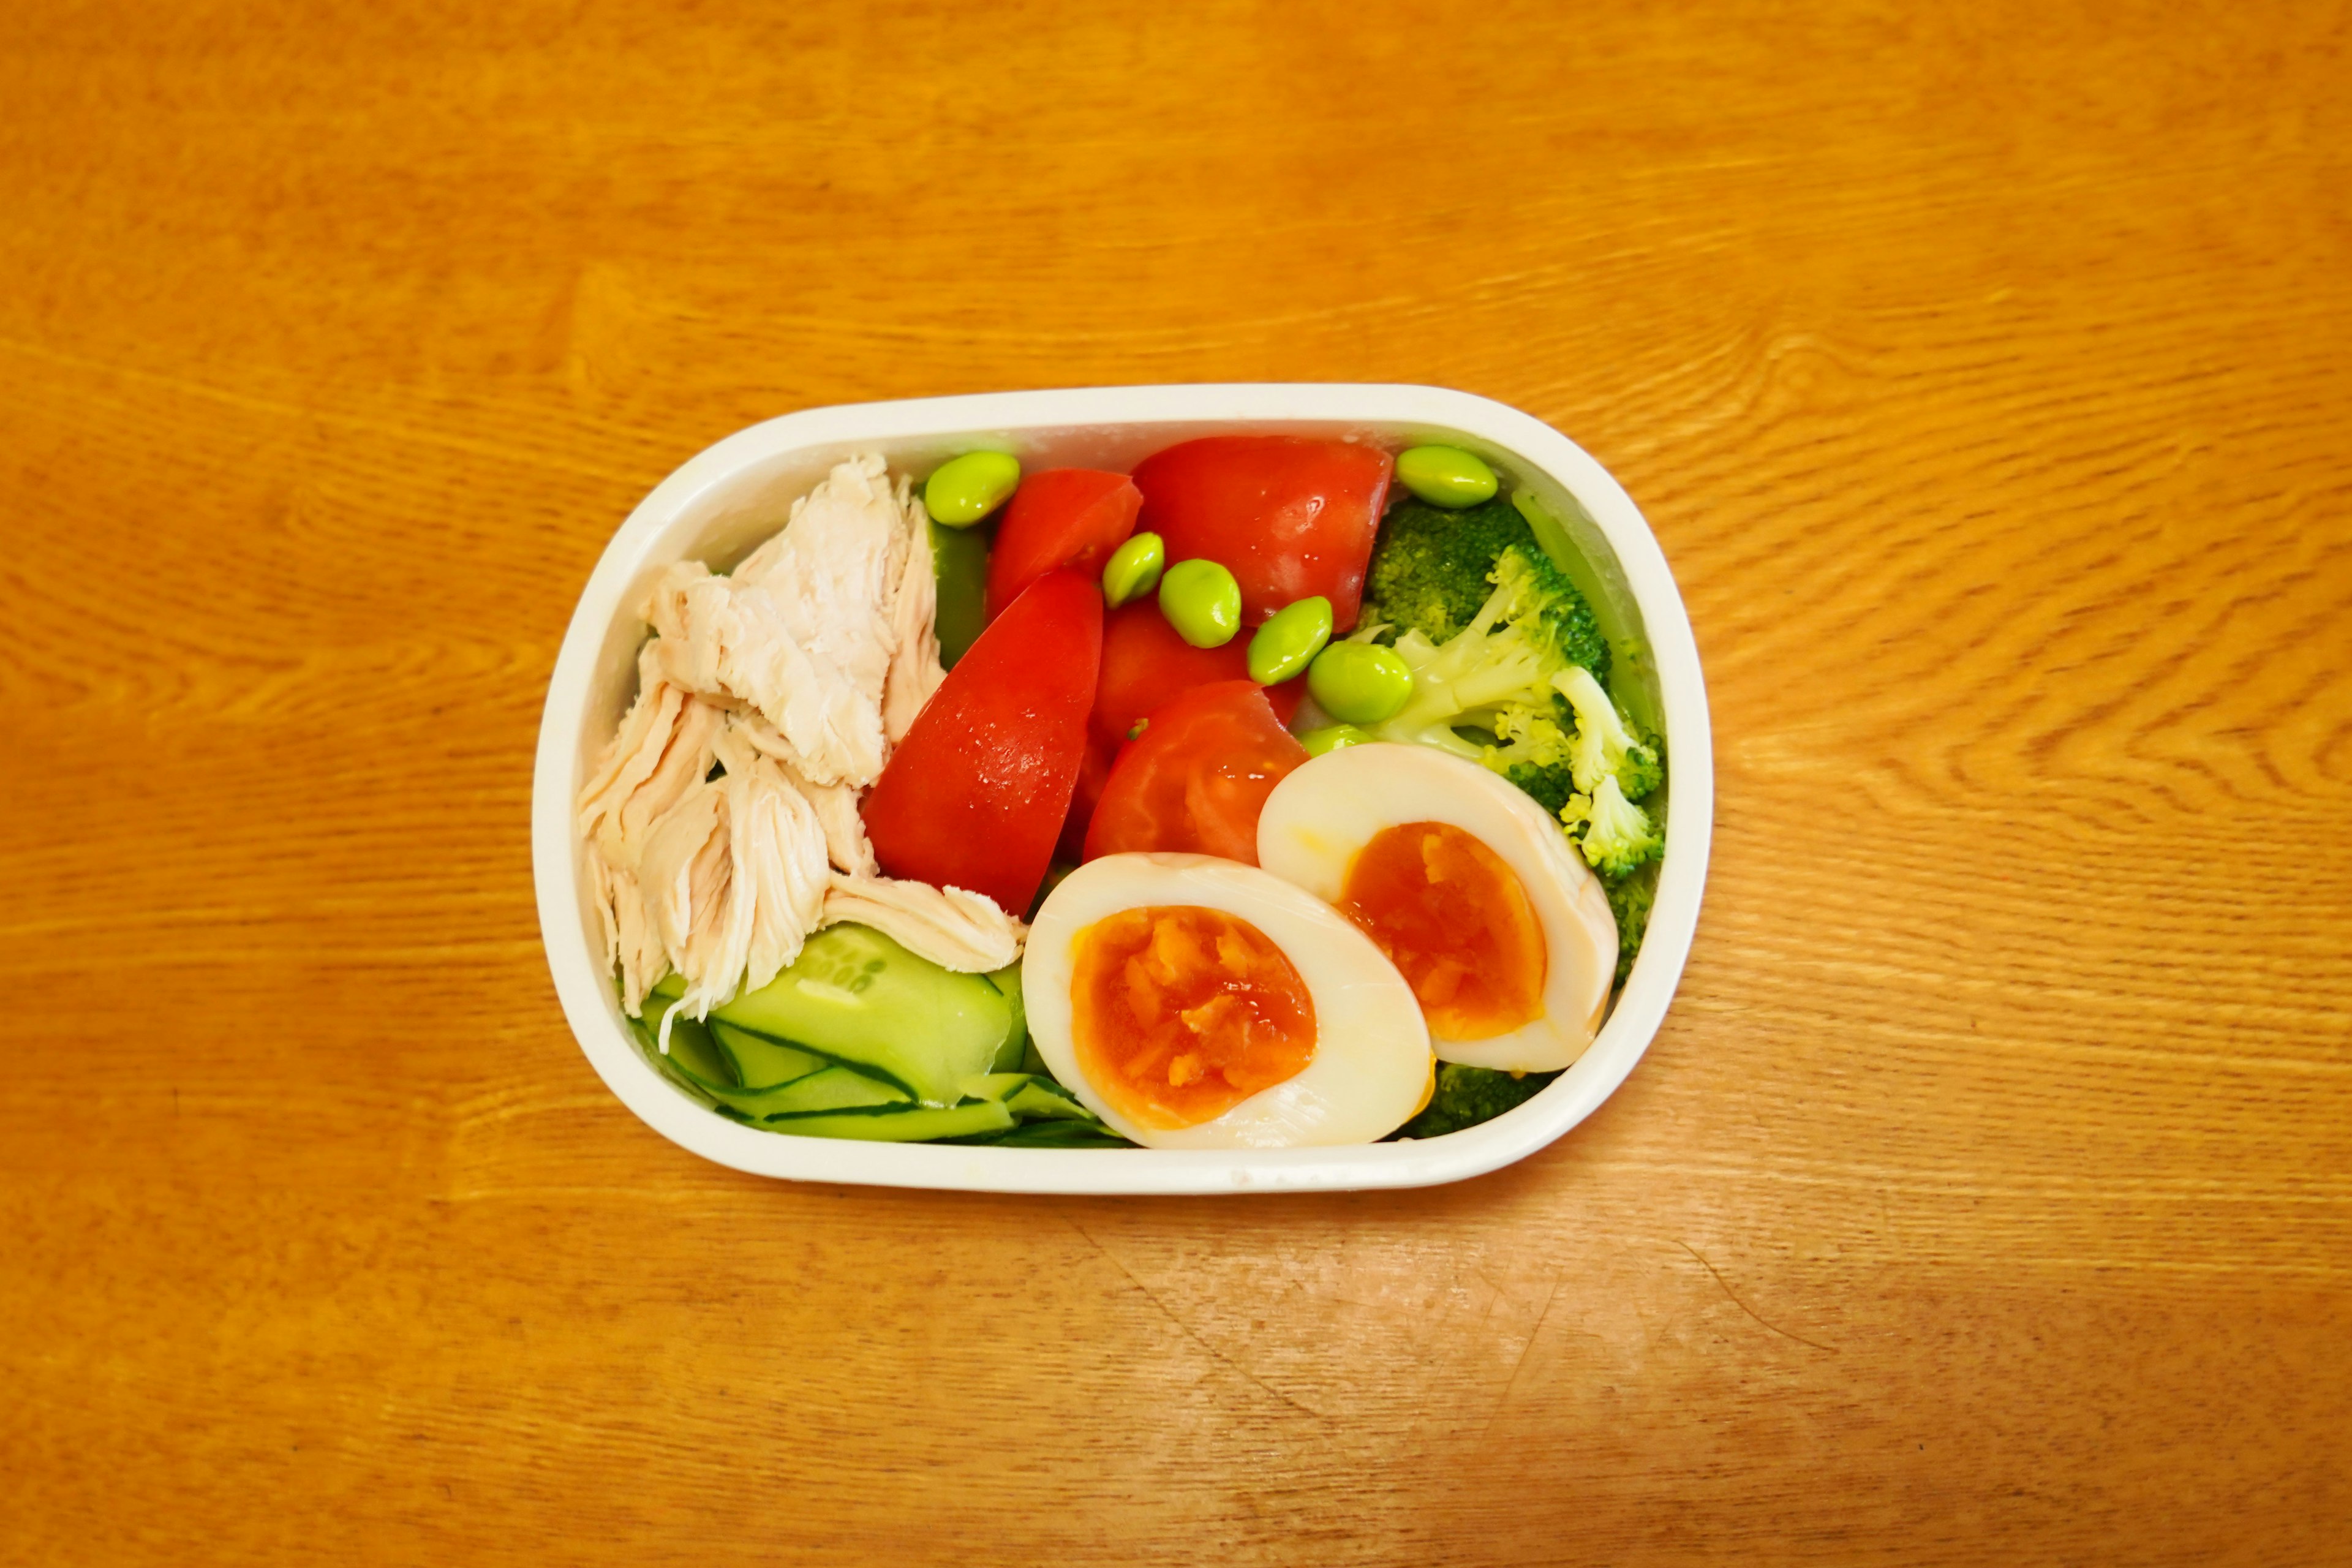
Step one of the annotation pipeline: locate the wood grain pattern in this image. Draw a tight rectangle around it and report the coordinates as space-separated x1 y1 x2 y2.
5 0 2349 1561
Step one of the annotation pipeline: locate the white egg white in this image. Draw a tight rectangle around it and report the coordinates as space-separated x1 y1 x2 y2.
1023 853 1434 1150
1255 743 1617 1072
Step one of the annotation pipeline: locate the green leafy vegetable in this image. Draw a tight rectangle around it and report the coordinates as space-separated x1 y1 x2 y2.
1395 1062 1561 1140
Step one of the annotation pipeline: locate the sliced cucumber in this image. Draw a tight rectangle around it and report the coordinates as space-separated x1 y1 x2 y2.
984 962 1028 1073
761 1100 1016 1142
665 1058 910 1121
630 1006 737 1091
957 1072 1033 1104
1005 1080 1097 1123
957 1072 1101 1125
747 1065 910 1115
644 971 686 1009
710 1020 828 1090
712 924 1012 1105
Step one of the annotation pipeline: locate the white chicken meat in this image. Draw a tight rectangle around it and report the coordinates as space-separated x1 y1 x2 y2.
728 710 880 877
881 487 946 744
576 644 723 1014
818 872 1027 974
580 452 1025 1033
638 454 916 788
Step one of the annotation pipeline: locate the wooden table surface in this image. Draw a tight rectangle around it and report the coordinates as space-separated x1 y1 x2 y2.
7 1 2349 1562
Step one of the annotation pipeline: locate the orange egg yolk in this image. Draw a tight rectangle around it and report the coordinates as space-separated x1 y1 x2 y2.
1338 821 1547 1041
1071 905 1317 1130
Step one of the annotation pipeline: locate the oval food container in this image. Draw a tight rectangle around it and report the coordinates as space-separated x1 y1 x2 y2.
532 384 1712 1194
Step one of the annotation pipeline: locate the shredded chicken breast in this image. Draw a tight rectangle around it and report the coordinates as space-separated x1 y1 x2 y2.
638 454 918 788
639 560 888 789
733 455 909 710
728 712 880 876
633 777 730 1021
579 453 1026 1027
818 872 1026 974
710 723 831 995
882 488 946 743
576 646 722 1014
613 717 837 1031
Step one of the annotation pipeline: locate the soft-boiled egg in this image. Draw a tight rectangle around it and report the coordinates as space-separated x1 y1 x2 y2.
1024 853 1434 1149
1256 743 1618 1073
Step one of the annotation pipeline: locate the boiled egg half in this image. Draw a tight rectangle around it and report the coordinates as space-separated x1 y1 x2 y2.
1256 743 1618 1073
1024 853 1434 1149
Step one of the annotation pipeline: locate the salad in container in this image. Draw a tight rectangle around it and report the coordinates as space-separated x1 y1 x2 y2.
532 385 1711 1194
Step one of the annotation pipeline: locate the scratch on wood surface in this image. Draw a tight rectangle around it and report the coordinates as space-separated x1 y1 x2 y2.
1066 1218 1326 1421
1474 1274 1561 1450
1680 1242 1839 1355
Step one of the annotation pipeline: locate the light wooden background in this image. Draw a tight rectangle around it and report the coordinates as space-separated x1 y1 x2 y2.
6 1 2348 1562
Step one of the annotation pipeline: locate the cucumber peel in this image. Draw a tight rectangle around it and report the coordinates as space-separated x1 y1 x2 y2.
712 925 1011 1105
709 1021 828 1090
983 962 1028 1072
957 1072 1101 1124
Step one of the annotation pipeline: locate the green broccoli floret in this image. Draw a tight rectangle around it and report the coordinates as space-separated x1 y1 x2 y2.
1603 870 1654 987
1371 544 1590 756
1485 545 1611 684
1393 1061 1562 1140
1553 664 1662 800
1363 497 1544 646
1480 699 1578 816
1560 775 1665 878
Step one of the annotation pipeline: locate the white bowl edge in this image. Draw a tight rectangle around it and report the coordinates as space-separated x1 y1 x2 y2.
530 383 1713 1196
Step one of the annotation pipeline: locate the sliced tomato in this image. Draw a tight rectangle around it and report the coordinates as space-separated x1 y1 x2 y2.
1056 736 1117 864
1092 600 1303 753
1082 680 1309 866
984 469 1143 622
861 570 1101 914
1131 435 1393 630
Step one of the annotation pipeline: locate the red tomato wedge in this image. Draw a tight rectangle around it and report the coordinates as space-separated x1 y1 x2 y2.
984 469 1143 622
1056 736 1117 865
1092 600 1303 752
1131 435 1393 630
861 570 1102 914
1082 680 1309 866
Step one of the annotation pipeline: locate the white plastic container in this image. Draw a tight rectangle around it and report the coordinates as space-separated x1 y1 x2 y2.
532 384 1711 1194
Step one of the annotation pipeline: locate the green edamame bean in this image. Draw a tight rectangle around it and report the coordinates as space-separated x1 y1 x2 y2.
1307 641 1414 725
923 451 1021 526
1394 445 1498 508
1298 723 1373 757
1101 532 1166 608
1158 559 1242 648
1247 596 1333 685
